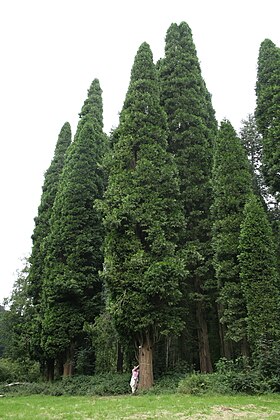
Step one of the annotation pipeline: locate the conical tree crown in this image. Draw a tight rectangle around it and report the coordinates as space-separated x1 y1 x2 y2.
45 79 106 294
41 79 106 360
120 42 168 149
159 21 217 149
165 22 197 64
129 42 157 85
255 38 280 197
239 194 280 347
78 78 104 130
159 21 217 247
158 21 217 372
212 119 253 343
212 120 252 218
28 121 72 302
255 39 280 135
101 42 185 343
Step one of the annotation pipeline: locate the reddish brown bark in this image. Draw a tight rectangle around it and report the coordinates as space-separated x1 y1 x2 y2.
138 335 154 390
63 343 75 377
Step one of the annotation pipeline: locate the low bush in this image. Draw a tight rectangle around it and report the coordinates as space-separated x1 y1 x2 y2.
215 357 277 394
0 358 40 383
177 358 278 396
0 362 278 397
0 373 131 396
177 372 217 395
142 371 186 395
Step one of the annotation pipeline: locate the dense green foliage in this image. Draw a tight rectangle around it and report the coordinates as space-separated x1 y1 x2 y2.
158 21 218 372
100 42 185 355
255 39 280 198
239 195 280 357
28 122 72 305
25 124 71 367
41 79 107 376
211 120 253 354
1 22 280 394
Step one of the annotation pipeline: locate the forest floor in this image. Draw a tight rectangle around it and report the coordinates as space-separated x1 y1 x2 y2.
0 393 280 419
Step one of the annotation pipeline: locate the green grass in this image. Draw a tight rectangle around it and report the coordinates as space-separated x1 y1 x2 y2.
0 394 280 419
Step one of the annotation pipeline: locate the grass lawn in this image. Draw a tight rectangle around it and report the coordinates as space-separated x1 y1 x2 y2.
0 393 280 419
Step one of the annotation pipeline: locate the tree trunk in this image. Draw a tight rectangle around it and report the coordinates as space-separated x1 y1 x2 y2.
194 276 213 373
240 337 250 357
116 341 123 373
196 300 213 373
63 343 75 377
45 359 54 382
218 303 233 359
138 335 153 390
55 357 64 378
165 336 171 370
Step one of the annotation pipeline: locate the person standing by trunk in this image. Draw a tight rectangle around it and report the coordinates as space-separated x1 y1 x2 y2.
130 365 139 394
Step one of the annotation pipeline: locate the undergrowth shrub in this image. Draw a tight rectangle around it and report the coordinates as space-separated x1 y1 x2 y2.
0 358 40 383
177 372 216 395
0 361 278 397
215 357 276 394
177 357 278 396
144 371 186 395
0 373 131 396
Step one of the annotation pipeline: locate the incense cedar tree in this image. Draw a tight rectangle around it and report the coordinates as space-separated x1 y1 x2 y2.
41 79 107 378
158 21 217 372
211 120 253 358
28 122 72 304
255 39 280 198
101 42 185 390
27 122 72 370
238 194 280 357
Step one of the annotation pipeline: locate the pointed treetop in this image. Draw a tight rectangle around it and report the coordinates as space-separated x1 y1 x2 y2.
260 38 277 52
257 39 280 84
79 78 103 129
219 119 236 135
53 122 71 156
165 21 197 58
122 42 162 117
118 41 167 149
214 119 252 191
129 42 155 84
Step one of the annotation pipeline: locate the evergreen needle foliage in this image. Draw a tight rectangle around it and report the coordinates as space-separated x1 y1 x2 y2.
27 122 72 368
41 80 107 377
238 194 280 353
100 42 185 387
255 39 280 198
2 22 280 393
158 21 218 373
211 120 253 354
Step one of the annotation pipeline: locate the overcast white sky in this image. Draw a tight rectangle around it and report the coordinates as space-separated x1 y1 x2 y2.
1 0 280 303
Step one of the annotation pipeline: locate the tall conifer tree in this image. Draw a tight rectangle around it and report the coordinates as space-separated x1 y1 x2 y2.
27 122 71 373
238 194 280 358
158 22 217 372
28 122 72 304
211 120 253 358
101 43 185 389
41 79 107 378
255 39 280 198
